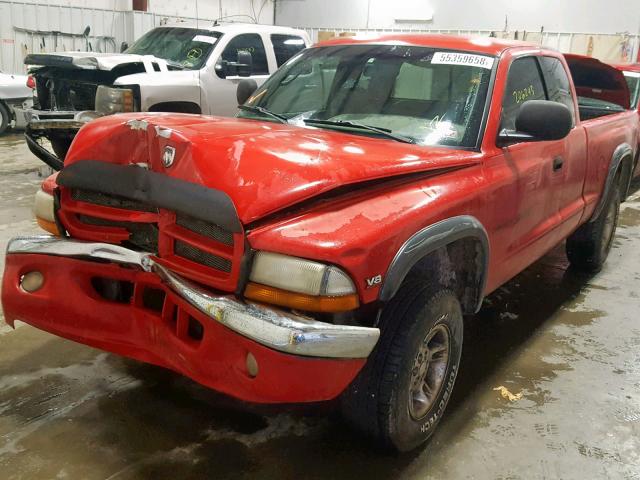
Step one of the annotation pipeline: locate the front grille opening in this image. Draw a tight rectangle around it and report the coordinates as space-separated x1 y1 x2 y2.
187 316 204 341
168 306 178 329
72 189 158 213
142 287 166 312
174 240 232 272
91 277 134 304
77 215 159 252
175 213 234 246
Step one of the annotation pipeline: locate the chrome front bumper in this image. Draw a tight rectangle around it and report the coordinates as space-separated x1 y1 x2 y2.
7 236 380 359
26 109 103 130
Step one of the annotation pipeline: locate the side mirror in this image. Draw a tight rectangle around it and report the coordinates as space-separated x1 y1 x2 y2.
236 50 253 77
237 79 258 105
498 100 573 146
120 42 129 53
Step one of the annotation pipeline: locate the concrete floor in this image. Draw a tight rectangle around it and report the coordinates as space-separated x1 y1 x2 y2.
1 132 640 479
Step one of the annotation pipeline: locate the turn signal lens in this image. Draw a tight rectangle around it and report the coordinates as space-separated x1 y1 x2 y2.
244 282 359 313
36 218 61 236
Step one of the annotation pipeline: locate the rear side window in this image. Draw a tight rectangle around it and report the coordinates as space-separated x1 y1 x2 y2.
271 34 306 67
220 33 269 76
501 56 546 130
539 57 575 124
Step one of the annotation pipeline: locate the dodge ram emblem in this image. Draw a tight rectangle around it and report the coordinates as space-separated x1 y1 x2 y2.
162 146 176 168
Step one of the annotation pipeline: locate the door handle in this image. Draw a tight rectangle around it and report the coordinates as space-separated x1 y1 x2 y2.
552 156 564 171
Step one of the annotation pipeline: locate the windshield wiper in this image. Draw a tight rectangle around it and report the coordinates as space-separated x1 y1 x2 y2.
238 105 289 123
303 119 415 144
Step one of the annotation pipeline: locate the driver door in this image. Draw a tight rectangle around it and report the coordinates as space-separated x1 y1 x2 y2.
487 55 574 283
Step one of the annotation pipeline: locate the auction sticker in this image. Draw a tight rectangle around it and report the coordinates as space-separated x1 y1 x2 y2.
431 52 494 70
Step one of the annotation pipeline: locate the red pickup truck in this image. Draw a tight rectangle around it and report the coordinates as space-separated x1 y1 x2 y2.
3 35 638 451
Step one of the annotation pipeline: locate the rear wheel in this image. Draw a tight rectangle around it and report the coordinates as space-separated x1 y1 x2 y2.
566 182 620 272
341 281 463 451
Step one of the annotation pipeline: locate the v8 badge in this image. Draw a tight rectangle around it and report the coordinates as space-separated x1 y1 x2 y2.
366 274 382 288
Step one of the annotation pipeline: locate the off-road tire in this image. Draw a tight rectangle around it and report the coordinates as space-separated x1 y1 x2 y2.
566 182 620 272
0 103 10 134
341 281 463 452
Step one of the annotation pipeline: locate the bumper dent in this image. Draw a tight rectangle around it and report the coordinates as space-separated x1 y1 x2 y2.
6 236 379 359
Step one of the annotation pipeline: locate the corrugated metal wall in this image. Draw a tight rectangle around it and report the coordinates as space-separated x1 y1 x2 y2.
0 1 215 74
0 1 637 74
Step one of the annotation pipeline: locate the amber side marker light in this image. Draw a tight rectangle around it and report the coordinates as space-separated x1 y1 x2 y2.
244 282 359 313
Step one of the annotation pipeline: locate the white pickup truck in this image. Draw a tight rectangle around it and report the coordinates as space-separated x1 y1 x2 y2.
24 22 310 169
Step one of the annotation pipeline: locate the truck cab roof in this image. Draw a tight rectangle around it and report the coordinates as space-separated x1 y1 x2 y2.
157 21 309 38
315 33 549 56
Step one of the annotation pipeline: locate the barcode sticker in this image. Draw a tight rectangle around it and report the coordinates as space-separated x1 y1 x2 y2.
431 52 494 70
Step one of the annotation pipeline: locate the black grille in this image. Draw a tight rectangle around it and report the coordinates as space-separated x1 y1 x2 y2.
78 215 159 252
72 189 157 213
175 213 234 246
54 81 98 111
174 240 232 272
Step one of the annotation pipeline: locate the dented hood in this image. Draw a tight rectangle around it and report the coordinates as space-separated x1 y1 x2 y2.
64 113 482 224
24 51 169 71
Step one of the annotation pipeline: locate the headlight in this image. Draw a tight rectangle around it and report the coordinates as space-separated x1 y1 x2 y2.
34 188 60 236
95 86 134 115
245 251 359 312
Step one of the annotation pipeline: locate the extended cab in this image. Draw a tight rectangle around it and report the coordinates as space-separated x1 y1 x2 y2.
3 35 638 452
24 22 310 169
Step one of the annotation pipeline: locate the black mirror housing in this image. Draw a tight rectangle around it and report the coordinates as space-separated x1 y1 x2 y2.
237 51 253 77
120 41 129 53
237 79 258 105
498 100 573 146
515 100 572 141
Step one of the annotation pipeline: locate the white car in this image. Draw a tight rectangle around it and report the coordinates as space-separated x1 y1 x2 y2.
24 22 311 169
0 71 32 133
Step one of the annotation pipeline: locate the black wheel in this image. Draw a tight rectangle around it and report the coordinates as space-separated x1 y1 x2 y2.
0 103 10 134
341 281 463 451
50 137 72 161
566 182 620 272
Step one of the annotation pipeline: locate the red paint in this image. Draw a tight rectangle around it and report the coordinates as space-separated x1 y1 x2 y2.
4 35 639 404
41 172 57 194
565 54 630 108
2 254 364 403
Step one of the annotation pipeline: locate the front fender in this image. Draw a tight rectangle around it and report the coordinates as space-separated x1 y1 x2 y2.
379 215 490 313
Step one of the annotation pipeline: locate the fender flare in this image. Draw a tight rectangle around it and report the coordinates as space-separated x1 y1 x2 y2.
591 143 633 220
379 215 490 313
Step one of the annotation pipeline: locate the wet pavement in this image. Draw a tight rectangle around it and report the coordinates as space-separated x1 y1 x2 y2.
1 132 639 479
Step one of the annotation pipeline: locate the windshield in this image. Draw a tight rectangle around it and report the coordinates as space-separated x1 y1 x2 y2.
624 71 640 109
125 27 222 70
239 45 495 147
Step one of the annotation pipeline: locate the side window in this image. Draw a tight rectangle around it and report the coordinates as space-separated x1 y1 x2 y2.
539 56 575 125
220 34 269 76
271 34 306 67
501 56 546 130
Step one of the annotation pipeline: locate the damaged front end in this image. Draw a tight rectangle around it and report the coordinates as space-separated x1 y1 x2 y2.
25 55 155 169
2 235 378 403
